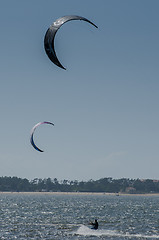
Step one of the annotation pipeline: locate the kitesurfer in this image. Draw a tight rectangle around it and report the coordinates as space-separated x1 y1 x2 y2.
90 219 98 230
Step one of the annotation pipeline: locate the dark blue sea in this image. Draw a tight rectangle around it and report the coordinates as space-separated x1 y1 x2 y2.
0 192 159 239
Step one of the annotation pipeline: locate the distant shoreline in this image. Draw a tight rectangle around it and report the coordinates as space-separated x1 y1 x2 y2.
0 191 159 196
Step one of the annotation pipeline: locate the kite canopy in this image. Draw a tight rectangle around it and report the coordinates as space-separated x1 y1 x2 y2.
44 15 98 70
30 121 54 152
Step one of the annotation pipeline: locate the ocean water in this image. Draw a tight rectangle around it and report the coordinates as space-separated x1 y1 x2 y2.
0 193 159 239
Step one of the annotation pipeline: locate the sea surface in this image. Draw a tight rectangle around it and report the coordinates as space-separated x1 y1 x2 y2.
0 192 159 239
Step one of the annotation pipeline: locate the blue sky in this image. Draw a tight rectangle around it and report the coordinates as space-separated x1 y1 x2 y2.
0 0 159 181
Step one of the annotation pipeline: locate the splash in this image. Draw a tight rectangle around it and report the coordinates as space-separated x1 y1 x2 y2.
76 225 114 237
75 225 159 239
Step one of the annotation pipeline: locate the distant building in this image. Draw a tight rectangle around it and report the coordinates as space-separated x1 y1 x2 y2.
125 187 136 194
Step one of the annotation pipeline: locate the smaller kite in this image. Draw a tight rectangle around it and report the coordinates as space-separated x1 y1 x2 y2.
30 121 54 152
44 15 98 70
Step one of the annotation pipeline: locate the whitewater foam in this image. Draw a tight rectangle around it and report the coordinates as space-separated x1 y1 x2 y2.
75 225 159 239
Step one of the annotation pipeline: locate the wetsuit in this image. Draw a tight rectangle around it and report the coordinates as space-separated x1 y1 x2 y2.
91 220 98 230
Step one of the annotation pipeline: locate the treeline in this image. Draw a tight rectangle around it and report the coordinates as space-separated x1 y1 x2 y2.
0 177 159 193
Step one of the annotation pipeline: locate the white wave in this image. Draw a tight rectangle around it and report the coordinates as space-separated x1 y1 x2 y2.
75 225 159 239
